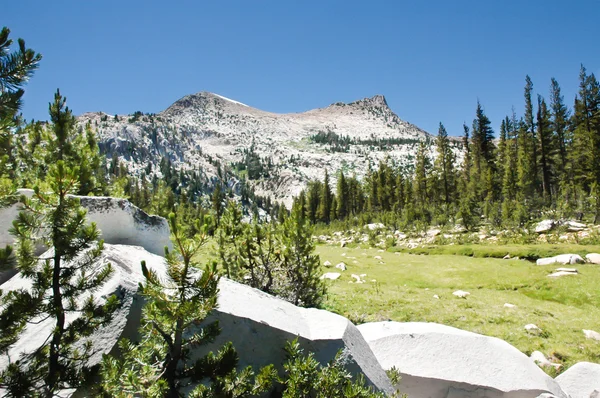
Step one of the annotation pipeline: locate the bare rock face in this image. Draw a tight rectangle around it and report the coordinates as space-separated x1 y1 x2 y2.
555 362 600 398
0 189 171 258
357 321 568 398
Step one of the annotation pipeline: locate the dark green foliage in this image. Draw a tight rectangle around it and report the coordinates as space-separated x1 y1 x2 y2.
218 201 325 308
0 26 42 126
101 213 276 397
0 101 117 395
278 339 401 398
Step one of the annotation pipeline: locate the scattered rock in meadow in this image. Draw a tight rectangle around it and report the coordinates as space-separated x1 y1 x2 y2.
366 223 385 231
555 362 600 398
564 220 586 232
503 254 511 260
536 254 584 266
548 270 578 278
323 260 332 267
504 303 516 308
320 272 341 281
433 294 440 299
341 253 347 257
452 290 470 298
335 262 347 271
351 274 364 283
374 255 382 260
585 253 600 264
583 329 600 341
535 219 556 234
525 324 542 334
530 351 562 371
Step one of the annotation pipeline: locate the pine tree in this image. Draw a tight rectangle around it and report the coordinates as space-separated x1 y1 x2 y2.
280 203 325 307
0 93 117 396
317 169 332 223
336 171 349 220
537 95 554 203
101 213 275 397
433 122 456 205
0 27 42 131
524 75 539 193
549 78 570 180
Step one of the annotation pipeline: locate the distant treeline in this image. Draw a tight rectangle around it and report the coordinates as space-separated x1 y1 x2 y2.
296 66 600 229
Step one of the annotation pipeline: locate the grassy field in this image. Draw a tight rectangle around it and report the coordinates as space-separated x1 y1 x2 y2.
317 244 600 373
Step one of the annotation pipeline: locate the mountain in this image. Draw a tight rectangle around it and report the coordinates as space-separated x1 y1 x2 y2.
78 92 462 206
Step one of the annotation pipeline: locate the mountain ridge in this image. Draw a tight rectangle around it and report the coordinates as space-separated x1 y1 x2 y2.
79 91 462 206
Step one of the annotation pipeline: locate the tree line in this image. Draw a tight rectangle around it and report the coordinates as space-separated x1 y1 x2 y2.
296 68 600 230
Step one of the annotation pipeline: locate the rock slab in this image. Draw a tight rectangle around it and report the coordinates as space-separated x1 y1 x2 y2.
358 321 567 398
555 362 600 398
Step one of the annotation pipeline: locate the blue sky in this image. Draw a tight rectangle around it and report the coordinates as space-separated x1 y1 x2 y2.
5 0 599 136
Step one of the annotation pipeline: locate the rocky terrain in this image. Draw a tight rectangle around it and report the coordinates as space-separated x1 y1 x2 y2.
78 92 463 206
1 198 599 397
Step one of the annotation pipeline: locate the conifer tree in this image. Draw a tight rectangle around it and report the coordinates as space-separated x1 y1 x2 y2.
433 122 456 205
101 213 275 397
536 95 554 203
0 92 117 397
336 171 349 220
0 27 42 130
549 78 570 180
317 169 332 223
280 202 325 307
524 76 539 192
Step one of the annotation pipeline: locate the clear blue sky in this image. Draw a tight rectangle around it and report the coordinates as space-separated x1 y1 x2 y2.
5 0 599 136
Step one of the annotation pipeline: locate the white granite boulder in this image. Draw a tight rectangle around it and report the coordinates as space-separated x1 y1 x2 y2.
555 362 600 398
0 244 393 396
0 244 168 391
536 254 585 266
196 279 394 394
585 253 600 264
357 321 568 398
320 272 341 280
0 189 171 257
564 220 586 232
535 220 556 234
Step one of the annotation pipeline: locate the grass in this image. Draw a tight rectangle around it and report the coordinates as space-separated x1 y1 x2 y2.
390 243 600 261
317 244 600 373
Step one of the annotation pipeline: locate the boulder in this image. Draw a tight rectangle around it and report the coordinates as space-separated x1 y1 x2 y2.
564 220 586 232
583 329 600 341
585 253 600 264
525 324 542 334
358 322 567 398
335 262 347 271
453 290 470 298
0 244 168 389
365 223 385 230
323 260 332 267
0 244 394 395
0 189 171 258
555 362 600 398
535 220 556 234
536 254 585 266
320 272 341 280
504 303 516 308
530 351 561 371
197 279 394 394
547 271 577 278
